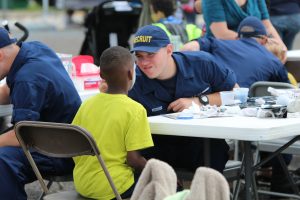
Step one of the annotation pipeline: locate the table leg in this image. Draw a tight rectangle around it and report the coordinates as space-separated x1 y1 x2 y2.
243 141 258 200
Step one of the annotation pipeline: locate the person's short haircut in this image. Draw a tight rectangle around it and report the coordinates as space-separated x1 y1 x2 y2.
150 0 176 17
99 46 133 84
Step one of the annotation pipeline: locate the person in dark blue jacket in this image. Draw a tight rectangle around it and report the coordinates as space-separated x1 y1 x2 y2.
183 16 289 88
129 25 237 173
0 27 81 199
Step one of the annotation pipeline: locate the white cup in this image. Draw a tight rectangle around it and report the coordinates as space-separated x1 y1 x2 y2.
220 91 235 105
234 88 249 104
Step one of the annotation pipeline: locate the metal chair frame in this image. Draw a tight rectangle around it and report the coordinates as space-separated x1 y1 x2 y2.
15 121 122 200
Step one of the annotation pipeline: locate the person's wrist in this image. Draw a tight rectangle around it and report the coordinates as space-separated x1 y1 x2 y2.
193 94 209 106
192 96 201 106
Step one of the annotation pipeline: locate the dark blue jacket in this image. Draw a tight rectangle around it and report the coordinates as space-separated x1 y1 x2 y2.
199 37 289 88
6 41 81 124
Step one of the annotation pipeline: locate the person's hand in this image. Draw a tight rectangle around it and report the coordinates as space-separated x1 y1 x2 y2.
266 38 287 64
99 80 108 93
167 98 196 112
180 41 200 51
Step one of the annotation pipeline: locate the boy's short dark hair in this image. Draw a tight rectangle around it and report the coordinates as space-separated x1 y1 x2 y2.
150 0 176 17
99 46 133 84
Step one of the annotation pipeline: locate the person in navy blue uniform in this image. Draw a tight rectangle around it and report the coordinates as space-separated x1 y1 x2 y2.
182 16 289 88
129 25 237 173
0 28 81 199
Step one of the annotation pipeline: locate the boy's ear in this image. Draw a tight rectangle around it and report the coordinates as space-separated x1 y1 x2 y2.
99 71 106 80
128 69 133 81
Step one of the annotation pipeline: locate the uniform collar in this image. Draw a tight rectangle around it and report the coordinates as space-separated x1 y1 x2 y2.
137 69 159 95
6 42 27 87
139 72 174 103
239 37 260 45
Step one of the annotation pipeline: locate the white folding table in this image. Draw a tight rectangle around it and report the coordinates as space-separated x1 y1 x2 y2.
287 50 300 62
148 115 300 200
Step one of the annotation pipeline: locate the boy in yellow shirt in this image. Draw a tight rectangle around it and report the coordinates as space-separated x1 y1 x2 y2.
72 46 154 199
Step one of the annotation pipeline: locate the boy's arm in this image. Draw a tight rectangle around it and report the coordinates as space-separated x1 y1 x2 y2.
127 150 147 172
0 129 20 147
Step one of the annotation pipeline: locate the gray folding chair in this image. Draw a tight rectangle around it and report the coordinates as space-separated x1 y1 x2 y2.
15 121 122 200
37 174 73 200
249 81 295 97
249 81 300 199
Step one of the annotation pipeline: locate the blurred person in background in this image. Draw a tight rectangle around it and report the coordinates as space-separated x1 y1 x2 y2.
138 0 188 27
182 16 289 88
138 0 153 27
181 0 197 23
267 0 300 50
150 0 202 49
185 0 287 61
194 0 201 14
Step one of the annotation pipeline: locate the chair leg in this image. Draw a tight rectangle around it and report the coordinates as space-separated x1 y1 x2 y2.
57 182 64 190
232 180 242 200
38 180 53 200
232 155 245 200
278 154 299 194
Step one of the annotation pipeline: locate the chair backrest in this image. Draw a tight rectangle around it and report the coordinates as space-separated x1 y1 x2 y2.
15 121 122 200
15 121 98 157
249 81 295 97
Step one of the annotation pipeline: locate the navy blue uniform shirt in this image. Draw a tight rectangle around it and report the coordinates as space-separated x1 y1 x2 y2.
6 41 81 124
199 37 289 88
129 51 236 116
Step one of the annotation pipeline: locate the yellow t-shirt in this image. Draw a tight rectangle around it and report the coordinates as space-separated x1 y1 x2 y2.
72 93 153 200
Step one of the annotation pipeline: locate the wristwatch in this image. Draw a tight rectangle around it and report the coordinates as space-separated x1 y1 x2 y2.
197 94 209 106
